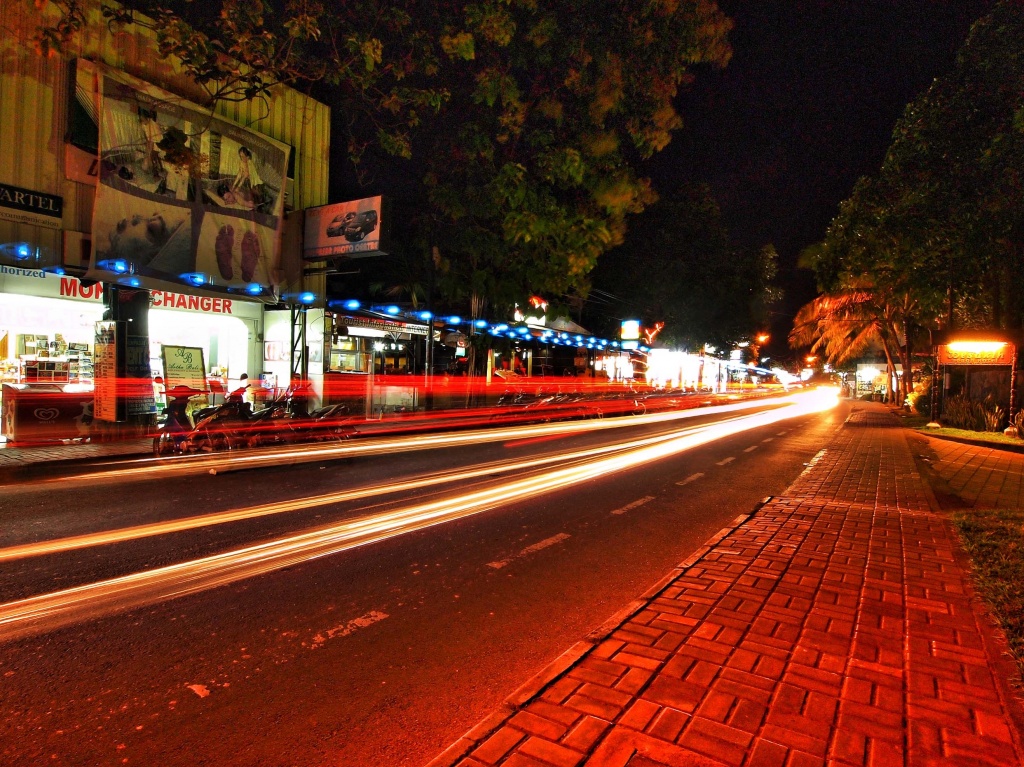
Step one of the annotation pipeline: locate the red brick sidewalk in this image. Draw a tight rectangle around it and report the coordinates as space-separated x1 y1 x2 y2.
428 404 1024 767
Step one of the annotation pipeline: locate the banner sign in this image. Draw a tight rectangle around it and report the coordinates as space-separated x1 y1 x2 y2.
162 345 207 391
304 196 389 260
80 60 290 302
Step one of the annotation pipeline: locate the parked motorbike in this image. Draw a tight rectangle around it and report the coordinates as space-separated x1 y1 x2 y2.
152 385 205 456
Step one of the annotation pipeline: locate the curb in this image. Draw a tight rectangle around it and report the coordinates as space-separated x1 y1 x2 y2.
914 430 1024 454
423 499 771 767
0 447 151 484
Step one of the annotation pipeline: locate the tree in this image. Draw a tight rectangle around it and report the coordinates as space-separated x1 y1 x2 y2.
794 1 1024 401
584 184 780 351
396 0 733 329
31 0 450 164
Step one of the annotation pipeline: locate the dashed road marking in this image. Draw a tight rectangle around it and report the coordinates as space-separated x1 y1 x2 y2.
762 437 774 443
676 473 705 486
488 533 571 570
744 445 759 453
311 610 389 648
611 495 656 515
717 457 735 466
777 430 787 436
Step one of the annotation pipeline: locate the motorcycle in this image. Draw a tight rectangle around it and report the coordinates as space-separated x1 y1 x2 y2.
153 385 205 456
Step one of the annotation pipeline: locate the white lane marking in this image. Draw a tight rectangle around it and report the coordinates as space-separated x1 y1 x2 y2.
488 533 571 569
762 437 774 443
611 495 656 516
311 610 389 649
717 457 735 466
744 445 759 453
676 473 704 486
777 430 787 436
187 684 210 698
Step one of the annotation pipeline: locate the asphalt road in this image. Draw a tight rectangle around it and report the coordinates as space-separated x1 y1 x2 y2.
0 394 850 767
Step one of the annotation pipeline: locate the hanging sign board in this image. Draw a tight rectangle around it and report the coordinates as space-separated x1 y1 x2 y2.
161 345 207 391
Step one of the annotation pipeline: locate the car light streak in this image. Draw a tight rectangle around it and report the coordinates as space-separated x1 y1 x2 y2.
39 393 802 486
0 420 728 563
0 390 837 641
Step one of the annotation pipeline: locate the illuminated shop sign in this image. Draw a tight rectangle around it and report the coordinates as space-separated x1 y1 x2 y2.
335 315 428 336
937 341 1016 366
620 320 641 341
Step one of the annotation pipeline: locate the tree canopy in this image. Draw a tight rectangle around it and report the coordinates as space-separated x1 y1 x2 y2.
792 0 1024 397
38 0 734 324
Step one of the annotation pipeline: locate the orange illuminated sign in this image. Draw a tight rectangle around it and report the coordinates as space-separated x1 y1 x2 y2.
938 341 1016 366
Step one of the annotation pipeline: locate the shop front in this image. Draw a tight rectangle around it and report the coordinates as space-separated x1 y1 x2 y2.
322 311 429 415
0 265 263 442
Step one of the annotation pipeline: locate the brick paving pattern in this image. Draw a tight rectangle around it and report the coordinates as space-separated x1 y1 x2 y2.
913 434 1024 510
431 405 1024 767
0 439 150 471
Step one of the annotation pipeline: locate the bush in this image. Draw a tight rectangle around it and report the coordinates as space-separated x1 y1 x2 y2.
941 393 1006 432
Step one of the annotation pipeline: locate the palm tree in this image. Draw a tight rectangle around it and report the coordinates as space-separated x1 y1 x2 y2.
790 287 907 403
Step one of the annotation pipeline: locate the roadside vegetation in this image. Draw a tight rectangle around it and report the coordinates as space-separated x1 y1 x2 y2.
953 509 1024 680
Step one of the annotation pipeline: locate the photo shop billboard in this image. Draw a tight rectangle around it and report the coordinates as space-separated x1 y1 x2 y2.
303 196 390 260
79 60 290 302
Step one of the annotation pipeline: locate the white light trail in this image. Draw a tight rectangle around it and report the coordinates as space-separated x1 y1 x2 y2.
33 393 801 486
0 389 838 642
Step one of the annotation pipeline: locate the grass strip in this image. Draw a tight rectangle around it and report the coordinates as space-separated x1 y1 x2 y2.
953 508 1024 679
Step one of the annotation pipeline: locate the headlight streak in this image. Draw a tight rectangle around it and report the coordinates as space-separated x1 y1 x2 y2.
0 418 736 563
0 390 838 642
34 394 799 487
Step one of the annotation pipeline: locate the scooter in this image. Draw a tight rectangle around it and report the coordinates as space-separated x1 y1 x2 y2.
153 385 204 456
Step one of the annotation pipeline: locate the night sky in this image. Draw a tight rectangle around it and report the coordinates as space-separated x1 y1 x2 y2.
649 0 993 355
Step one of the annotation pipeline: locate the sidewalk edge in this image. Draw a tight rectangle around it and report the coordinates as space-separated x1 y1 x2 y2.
423 499 770 767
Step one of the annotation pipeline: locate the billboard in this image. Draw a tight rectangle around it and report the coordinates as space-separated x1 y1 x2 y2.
304 196 389 260
80 60 290 302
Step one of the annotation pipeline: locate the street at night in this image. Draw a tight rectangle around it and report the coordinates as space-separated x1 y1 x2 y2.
4 0 1024 764
0 394 845 766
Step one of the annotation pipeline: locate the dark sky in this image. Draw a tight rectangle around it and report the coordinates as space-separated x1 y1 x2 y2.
648 0 993 352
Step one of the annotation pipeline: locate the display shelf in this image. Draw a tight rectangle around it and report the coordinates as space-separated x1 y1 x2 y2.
21 357 71 383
